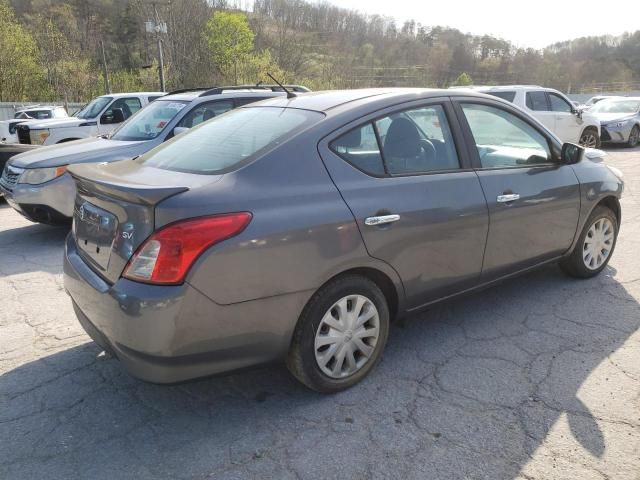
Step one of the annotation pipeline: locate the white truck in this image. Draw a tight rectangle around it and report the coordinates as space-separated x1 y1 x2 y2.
0 105 68 144
16 92 165 145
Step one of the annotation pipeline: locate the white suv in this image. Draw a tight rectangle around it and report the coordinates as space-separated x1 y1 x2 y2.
0 105 68 144
16 92 165 145
465 86 601 148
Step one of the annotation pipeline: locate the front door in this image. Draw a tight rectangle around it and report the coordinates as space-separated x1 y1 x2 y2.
548 92 582 143
319 100 489 309
455 100 581 279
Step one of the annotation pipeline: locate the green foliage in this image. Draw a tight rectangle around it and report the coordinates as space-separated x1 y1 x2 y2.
203 11 255 83
452 72 473 86
0 0 46 101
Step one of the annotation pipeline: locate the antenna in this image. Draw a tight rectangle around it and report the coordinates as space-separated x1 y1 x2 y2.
267 72 296 99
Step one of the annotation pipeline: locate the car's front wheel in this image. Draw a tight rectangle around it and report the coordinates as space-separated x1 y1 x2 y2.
560 205 618 278
580 127 600 149
287 275 390 393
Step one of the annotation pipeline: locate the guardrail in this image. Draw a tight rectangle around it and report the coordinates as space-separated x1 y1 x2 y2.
0 102 85 121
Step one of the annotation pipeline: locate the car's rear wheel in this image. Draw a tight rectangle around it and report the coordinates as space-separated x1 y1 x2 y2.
627 125 639 148
287 275 389 393
560 205 618 278
579 127 600 149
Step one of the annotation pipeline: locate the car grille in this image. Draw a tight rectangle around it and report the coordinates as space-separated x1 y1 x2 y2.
600 127 611 142
17 125 31 144
0 164 23 192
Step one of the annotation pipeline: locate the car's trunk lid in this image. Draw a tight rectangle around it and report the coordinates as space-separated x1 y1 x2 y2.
68 161 219 283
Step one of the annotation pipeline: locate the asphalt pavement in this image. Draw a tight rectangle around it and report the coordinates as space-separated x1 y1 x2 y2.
0 147 638 480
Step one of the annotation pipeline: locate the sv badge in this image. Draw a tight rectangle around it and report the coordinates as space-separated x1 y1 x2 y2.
122 231 133 240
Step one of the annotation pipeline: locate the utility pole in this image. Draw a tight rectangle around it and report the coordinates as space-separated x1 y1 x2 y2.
100 40 112 94
157 38 165 92
144 1 169 92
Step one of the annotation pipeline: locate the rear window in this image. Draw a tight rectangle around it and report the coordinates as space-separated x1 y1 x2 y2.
139 107 323 174
487 91 516 103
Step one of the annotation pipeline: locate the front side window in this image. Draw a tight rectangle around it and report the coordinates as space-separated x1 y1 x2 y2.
549 93 573 113
140 107 323 174
177 100 234 128
377 105 459 174
75 97 112 119
104 98 142 121
330 123 385 176
111 100 188 141
525 91 549 111
461 103 551 168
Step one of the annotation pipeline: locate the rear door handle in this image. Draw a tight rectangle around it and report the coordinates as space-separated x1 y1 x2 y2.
497 193 520 203
365 214 400 226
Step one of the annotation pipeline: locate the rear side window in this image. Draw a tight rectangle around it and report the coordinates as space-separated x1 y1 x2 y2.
330 123 385 175
487 91 516 103
140 107 323 174
526 91 549 111
331 104 459 176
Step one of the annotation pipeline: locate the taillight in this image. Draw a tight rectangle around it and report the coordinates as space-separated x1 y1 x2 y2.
123 213 252 285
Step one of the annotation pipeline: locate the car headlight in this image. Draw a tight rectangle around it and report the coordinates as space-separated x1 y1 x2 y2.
18 166 67 185
29 129 50 145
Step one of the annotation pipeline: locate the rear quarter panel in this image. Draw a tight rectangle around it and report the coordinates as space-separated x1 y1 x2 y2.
155 132 405 306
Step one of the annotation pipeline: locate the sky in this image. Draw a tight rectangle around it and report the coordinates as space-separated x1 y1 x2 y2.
328 0 635 49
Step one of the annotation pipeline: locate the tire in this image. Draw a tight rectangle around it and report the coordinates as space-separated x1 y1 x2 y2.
627 125 639 148
286 275 390 393
579 127 600 149
560 206 618 278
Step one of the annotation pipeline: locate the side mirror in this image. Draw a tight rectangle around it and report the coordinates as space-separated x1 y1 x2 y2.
101 108 125 124
172 126 189 136
572 108 583 119
561 142 584 165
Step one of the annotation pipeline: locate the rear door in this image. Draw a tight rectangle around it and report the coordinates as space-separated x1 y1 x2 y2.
453 98 580 279
319 99 489 309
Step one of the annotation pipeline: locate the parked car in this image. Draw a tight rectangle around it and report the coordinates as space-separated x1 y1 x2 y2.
15 92 165 146
0 85 307 224
63 88 623 392
584 95 621 109
0 105 68 143
589 97 640 147
0 143 39 195
463 85 602 148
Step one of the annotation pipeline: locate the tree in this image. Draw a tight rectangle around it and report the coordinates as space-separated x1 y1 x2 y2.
203 11 255 84
0 0 45 101
452 72 473 86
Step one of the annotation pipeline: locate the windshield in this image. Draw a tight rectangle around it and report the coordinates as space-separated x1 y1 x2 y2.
591 100 640 114
75 97 112 119
140 107 324 174
111 100 188 141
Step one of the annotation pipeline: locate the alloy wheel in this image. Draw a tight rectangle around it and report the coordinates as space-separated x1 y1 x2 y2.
580 132 598 148
582 217 614 270
629 127 639 147
314 294 380 379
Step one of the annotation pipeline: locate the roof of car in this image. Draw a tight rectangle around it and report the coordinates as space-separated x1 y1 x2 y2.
16 105 64 111
161 89 289 102
250 88 495 113
98 92 166 99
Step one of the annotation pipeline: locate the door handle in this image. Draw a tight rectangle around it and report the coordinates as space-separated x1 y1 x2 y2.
365 214 400 226
497 193 520 203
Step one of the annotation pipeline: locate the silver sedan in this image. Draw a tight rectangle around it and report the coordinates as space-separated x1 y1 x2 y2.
590 97 640 147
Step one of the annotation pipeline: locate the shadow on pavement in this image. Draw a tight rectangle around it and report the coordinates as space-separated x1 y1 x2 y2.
1 262 638 479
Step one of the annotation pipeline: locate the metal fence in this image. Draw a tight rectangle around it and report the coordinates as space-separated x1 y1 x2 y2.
0 102 85 121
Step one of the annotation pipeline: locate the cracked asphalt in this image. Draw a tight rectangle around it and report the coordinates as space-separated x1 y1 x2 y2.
1 148 639 480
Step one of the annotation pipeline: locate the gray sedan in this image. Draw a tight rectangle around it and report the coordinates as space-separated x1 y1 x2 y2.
63 88 623 392
590 97 640 147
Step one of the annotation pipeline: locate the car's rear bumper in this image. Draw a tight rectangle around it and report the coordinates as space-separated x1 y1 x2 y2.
63 233 309 384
